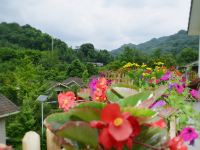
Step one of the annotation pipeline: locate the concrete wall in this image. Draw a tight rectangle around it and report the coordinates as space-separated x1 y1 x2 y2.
0 118 6 144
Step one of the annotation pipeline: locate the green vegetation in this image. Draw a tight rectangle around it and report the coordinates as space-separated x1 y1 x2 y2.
0 22 111 149
0 22 198 149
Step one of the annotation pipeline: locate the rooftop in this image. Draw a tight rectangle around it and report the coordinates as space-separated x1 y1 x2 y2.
0 94 19 118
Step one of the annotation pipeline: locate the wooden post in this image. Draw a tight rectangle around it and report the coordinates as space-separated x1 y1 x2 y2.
46 128 60 150
22 131 40 150
169 116 176 139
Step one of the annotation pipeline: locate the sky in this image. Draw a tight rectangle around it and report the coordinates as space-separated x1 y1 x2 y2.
0 0 191 50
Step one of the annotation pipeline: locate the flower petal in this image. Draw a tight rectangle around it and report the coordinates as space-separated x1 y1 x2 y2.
127 116 141 137
99 128 114 149
101 104 121 123
109 119 132 141
90 121 106 129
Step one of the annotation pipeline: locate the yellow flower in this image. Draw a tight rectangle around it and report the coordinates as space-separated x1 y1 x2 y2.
133 63 140 67
146 67 152 71
141 63 147 68
157 62 164 65
123 62 133 68
142 73 149 77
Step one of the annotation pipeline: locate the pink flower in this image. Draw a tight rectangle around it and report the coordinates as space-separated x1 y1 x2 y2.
190 89 200 100
160 71 171 81
149 100 166 109
179 127 199 145
175 84 185 94
58 91 76 111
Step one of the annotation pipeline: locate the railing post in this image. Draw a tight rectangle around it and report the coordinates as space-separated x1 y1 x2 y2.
22 131 40 150
169 116 176 139
46 128 60 150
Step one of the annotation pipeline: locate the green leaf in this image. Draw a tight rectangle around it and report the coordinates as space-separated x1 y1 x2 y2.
55 121 98 148
44 112 72 130
111 86 139 98
119 91 152 107
75 101 105 109
106 89 121 102
133 126 169 150
137 85 168 108
77 89 90 100
70 107 101 121
123 107 157 117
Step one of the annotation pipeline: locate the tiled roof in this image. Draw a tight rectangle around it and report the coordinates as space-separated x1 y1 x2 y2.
62 77 84 87
0 94 19 118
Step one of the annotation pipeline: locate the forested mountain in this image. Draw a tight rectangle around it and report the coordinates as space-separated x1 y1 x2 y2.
0 22 113 64
112 30 199 55
0 22 68 51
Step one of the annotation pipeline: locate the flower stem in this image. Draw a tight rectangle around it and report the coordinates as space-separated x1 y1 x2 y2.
133 140 161 150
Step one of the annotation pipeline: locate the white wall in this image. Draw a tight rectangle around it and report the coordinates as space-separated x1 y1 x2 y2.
0 118 6 144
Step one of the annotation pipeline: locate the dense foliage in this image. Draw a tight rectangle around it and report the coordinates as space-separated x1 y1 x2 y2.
0 22 199 149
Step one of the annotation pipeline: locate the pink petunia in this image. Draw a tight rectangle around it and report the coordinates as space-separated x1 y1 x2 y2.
190 89 200 100
160 71 171 81
179 127 199 145
175 84 185 94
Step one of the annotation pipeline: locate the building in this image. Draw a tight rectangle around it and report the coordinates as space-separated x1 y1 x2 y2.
45 77 85 95
0 94 19 144
188 0 200 77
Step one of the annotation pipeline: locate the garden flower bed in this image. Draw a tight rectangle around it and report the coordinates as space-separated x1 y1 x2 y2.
44 62 199 150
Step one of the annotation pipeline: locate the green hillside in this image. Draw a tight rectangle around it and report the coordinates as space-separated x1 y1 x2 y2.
112 30 199 55
0 22 68 51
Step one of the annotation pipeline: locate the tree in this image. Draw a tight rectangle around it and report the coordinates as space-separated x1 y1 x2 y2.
77 43 97 62
177 48 198 65
66 59 86 77
119 47 147 64
96 50 113 64
82 70 89 83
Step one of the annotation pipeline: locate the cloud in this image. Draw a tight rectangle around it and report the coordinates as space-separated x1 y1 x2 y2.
0 0 191 50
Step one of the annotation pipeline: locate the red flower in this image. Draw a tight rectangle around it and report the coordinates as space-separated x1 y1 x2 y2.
149 118 166 129
149 79 160 85
101 104 133 141
168 136 188 150
58 91 76 111
91 104 140 150
91 77 108 102
92 88 107 102
170 66 176 71
97 77 107 90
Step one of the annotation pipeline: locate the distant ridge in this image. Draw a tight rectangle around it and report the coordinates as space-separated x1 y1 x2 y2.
111 30 199 55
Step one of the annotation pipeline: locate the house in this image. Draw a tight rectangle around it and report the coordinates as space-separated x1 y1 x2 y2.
45 77 85 94
87 62 104 67
188 0 200 77
185 61 199 80
62 77 85 88
0 94 19 144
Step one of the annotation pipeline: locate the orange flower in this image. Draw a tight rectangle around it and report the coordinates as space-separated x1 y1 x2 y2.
175 70 182 77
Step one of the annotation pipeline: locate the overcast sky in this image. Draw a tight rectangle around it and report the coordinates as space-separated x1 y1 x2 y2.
0 0 191 50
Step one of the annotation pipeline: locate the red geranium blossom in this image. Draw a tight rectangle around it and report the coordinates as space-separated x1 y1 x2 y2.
168 136 188 150
149 79 160 85
58 91 76 111
91 77 108 102
90 104 140 150
97 77 108 90
149 118 166 129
